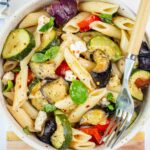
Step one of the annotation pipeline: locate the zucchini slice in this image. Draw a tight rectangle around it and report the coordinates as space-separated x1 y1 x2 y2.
51 113 72 149
129 70 150 101
36 29 56 52
2 29 35 60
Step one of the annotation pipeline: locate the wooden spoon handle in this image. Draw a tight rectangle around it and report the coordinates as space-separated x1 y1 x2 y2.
128 0 150 55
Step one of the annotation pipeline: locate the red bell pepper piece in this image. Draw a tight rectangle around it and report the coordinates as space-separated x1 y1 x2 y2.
95 119 110 132
135 78 150 88
79 127 102 144
78 15 100 32
55 61 70 77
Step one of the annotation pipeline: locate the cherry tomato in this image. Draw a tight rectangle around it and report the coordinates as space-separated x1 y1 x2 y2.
78 15 100 32
28 69 34 85
55 61 70 77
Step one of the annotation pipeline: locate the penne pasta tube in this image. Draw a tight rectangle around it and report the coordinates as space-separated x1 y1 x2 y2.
19 11 50 28
120 30 130 55
13 65 28 110
72 128 92 143
64 48 96 91
63 12 91 33
22 101 38 120
112 63 122 79
90 21 121 39
113 16 134 31
3 61 18 72
7 105 35 132
79 2 119 15
69 88 107 123
79 58 96 72
55 96 77 113
70 141 95 150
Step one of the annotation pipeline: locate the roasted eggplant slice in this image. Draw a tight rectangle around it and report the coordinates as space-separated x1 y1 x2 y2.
80 109 107 125
91 50 112 88
30 62 58 79
138 42 150 71
41 78 69 103
36 115 57 144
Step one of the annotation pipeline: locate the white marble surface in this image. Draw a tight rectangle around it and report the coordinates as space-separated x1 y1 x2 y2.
0 0 149 150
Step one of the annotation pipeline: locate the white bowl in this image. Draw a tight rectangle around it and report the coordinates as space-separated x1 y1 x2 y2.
0 0 150 149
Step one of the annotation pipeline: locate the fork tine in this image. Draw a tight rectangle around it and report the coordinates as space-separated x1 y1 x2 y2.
110 113 131 148
100 116 116 144
105 110 124 146
106 111 128 147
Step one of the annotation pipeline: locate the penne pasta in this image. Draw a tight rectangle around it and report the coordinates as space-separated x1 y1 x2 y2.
70 128 95 150
22 101 38 120
120 30 130 55
64 48 96 91
19 11 50 28
113 16 134 31
112 63 122 79
79 58 96 72
3 61 18 72
90 21 121 39
79 2 119 15
63 12 91 33
69 88 107 123
26 26 37 33
55 96 77 113
3 92 14 102
7 105 35 132
13 64 28 110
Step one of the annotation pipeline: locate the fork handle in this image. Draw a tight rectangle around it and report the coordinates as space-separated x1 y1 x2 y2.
128 0 150 55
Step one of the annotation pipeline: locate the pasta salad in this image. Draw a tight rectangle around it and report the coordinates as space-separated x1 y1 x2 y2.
1 0 150 149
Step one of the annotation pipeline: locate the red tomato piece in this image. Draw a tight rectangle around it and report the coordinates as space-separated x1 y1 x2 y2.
55 61 70 77
135 78 150 88
27 69 34 85
95 119 110 132
78 15 100 32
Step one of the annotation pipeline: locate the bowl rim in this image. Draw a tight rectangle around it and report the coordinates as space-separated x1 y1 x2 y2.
0 0 150 150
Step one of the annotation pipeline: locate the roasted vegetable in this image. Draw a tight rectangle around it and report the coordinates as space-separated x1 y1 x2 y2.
2 29 35 60
129 70 150 101
31 99 49 111
37 116 57 144
41 78 68 103
89 35 122 61
91 50 112 88
30 62 57 80
45 0 77 26
138 42 150 71
80 109 107 125
51 113 72 149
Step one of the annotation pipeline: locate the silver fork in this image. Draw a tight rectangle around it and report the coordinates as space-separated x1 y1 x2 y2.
100 0 150 148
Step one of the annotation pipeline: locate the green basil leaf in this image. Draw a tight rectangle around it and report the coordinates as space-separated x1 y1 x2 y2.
70 80 88 104
107 104 115 111
107 92 115 103
100 14 113 24
43 104 56 113
39 17 55 32
23 126 30 135
3 80 14 92
31 53 47 63
45 46 60 60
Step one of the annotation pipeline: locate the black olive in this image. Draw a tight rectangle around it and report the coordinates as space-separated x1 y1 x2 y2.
91 62 112 88
36 116 57 144
138 42 150 71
